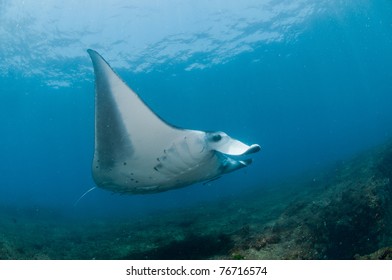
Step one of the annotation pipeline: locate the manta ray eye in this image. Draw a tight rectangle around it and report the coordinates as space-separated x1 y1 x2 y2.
212 134 222 142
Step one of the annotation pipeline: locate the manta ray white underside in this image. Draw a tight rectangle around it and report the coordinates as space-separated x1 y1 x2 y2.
87 49 261 194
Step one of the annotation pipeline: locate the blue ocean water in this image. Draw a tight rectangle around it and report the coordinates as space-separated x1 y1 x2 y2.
1 0 392 222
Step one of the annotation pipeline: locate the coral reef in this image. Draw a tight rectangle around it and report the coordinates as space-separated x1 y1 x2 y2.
230 141 392 259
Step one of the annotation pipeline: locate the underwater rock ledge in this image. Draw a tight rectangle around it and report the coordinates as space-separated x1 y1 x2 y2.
230 141 392 260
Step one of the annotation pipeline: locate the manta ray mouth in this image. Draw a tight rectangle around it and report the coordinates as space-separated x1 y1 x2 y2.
221 143 261 156
223 144 261 166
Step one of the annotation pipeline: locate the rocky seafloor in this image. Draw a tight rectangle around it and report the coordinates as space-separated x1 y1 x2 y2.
1 141 392 260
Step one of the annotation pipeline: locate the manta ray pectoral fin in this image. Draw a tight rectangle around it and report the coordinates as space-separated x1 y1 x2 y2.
87 49 181 162
88 49 188 191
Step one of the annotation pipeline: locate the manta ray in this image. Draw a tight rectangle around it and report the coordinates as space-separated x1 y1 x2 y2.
87 49 261 194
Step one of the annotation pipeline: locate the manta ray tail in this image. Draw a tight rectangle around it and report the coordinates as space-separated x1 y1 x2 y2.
73 187 97 207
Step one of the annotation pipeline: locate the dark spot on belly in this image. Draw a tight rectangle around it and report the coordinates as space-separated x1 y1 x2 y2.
154 163 163 171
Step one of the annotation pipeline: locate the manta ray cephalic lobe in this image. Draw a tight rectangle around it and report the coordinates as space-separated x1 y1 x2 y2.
87 49 261 194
